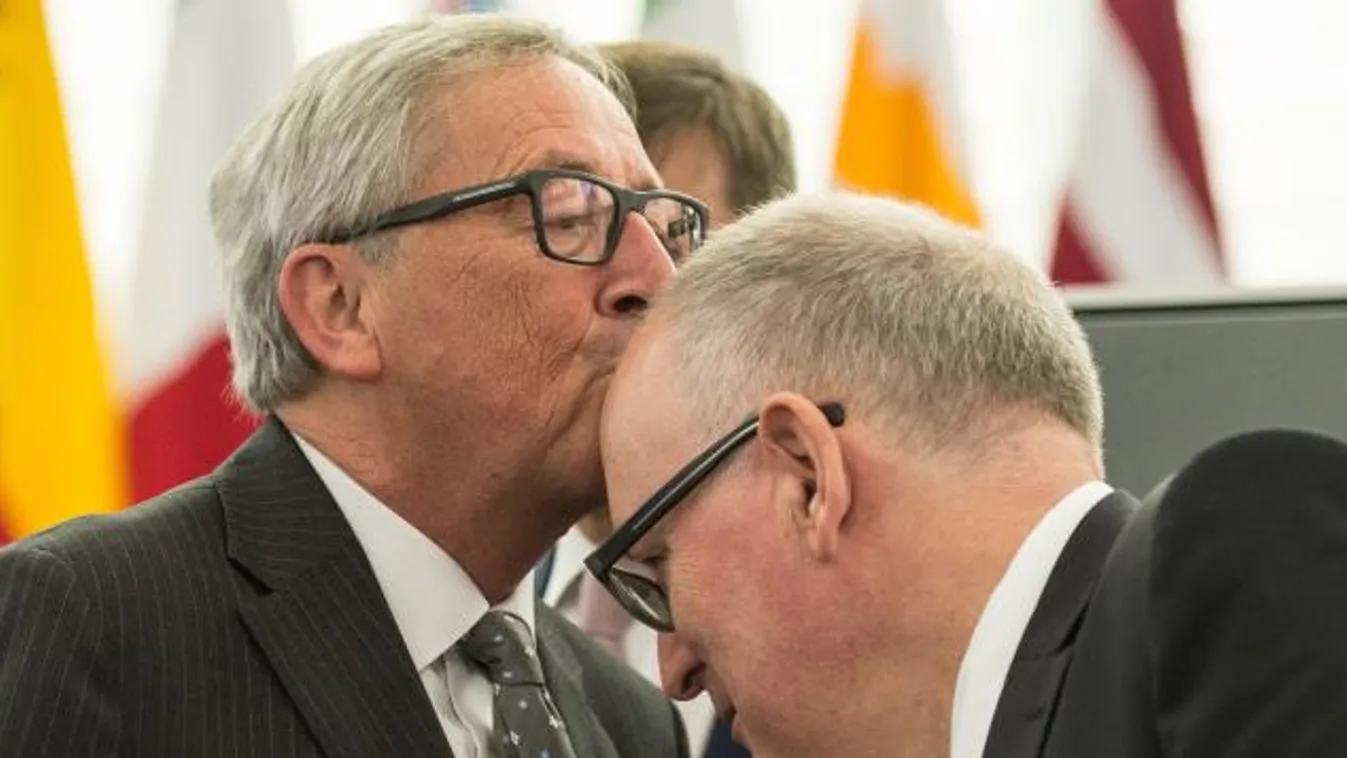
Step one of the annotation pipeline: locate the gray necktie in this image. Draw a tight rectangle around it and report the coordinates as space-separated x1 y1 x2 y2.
459 611 579 758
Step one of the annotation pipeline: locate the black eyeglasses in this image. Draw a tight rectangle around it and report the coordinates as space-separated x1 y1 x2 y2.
322 168 710 265
585 402 846 632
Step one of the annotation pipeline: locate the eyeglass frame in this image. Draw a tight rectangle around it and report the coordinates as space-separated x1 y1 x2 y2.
318 167 711 265
584 401 846 632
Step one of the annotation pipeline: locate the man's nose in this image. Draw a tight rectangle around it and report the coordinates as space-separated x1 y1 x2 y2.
595 210 675 318
658 631 705 701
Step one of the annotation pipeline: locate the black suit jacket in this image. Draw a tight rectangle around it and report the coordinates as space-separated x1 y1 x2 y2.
987 429 1347 757
0 418 687 757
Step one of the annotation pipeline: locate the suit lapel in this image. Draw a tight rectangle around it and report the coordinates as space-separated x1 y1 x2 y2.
982 491 1138 758
220 418 450 758
534 607 621 758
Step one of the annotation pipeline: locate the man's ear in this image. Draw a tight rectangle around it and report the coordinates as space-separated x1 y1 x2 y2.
276 243 382 381
757 391 852 562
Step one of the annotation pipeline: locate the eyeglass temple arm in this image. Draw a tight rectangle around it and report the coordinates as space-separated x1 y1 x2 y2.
322 179 523 244
584 402 845 576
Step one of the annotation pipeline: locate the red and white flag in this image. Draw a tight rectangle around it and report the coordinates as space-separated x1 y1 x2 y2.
1050 0 1223 285
125 0 294 500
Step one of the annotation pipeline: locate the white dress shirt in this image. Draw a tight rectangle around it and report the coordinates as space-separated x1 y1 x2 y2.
950 480 1115 758
294 434 537 758
545 527 718 757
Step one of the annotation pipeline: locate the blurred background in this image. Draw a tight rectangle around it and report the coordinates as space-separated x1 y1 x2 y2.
3 0 1346 542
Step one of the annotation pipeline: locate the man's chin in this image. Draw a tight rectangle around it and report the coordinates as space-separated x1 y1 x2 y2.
708 690 747 749
730 712 769 758
728 709 743 743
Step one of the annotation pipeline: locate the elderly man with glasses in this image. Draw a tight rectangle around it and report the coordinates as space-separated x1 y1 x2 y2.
590 191 1347 758
0 15 701 758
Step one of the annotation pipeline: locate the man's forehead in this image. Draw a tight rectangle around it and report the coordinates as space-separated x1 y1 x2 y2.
428 57 658 190
605 328 672 433
604 334 699 496
604 369 671 464
507 148 660 192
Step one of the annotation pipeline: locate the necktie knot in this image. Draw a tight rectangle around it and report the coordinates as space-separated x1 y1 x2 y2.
459 610 578 757
459 611 546 687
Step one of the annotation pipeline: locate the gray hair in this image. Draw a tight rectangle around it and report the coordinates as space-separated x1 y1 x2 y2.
210 15 631 411
651 191 1103 459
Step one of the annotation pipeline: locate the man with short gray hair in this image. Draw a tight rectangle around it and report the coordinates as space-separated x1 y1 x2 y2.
587 191 1347 757
0 14 702 757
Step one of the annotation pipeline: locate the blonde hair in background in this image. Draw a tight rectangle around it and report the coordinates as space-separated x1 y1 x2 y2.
598 40 796 215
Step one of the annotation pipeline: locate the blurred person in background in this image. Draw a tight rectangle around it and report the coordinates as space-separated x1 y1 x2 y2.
589 191 1347 758
0 15 708 758
535 39 795 758
601 39 796 229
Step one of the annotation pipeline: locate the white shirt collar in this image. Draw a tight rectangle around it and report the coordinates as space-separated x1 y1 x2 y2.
542 526 597 607
949 480 1114 758
292 432 536 672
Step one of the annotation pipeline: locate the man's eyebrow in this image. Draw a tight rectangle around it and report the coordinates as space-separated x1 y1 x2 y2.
513 151 597 175
629 176 662 192
520 152 661 192
552 158 601 174
624 525 670 563
624 543 653 562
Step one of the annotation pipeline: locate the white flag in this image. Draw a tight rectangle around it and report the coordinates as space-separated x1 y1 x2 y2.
126 0 294 500
641 0 744 71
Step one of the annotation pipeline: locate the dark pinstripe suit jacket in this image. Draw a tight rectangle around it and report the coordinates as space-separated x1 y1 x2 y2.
0 418 688 758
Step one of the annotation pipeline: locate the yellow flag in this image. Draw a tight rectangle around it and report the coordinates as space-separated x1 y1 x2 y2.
0 0 125 540
834 0 979 226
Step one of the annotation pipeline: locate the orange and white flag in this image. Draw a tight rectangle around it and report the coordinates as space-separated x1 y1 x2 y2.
834 0 979 227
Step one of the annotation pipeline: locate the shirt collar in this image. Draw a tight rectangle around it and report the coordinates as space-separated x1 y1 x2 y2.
949 480 1114 758
293 432 536 672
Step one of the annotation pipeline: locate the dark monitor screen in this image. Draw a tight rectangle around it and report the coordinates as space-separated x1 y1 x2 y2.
1069 286 1347 495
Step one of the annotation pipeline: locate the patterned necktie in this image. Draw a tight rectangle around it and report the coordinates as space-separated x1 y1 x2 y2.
459 611 579 758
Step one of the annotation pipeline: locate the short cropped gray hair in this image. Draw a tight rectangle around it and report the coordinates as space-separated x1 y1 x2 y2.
210 15 631 411
651 192 1103 458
